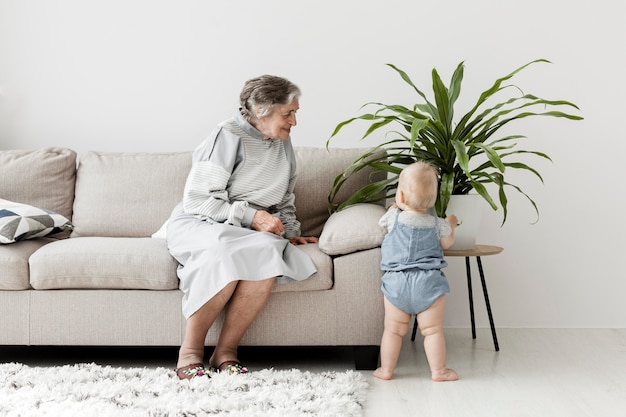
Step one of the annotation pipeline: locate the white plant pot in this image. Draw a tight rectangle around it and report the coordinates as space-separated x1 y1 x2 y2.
445 194 484 250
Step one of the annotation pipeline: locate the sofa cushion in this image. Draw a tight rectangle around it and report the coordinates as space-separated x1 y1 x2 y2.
71 151 192 238
0 147 77 221
28 237 333 293
318 203 387 256
294 147 385 237
0 238 54 290
0 199 72 244
29 237 180 290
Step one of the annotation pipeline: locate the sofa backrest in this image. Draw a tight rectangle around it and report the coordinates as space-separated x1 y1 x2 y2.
1 147 383 239
0 147 77 220
71 151 192 238
294 147 385 237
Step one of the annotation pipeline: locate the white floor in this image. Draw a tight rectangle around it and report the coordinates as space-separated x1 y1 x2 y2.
2 328 625 417
364 328 626 417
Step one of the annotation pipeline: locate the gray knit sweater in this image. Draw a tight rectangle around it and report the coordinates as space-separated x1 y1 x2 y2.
182 111 301 237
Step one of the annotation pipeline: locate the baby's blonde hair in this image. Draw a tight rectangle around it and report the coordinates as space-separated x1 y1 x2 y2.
398 161 438 210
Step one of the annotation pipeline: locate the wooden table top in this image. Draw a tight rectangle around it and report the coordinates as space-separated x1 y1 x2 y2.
444 244 504 257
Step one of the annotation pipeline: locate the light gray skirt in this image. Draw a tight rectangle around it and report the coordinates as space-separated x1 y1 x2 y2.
166 203 317 318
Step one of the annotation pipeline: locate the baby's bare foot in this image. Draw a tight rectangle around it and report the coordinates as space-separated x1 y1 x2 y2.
373 367 393 380
432 368 459 382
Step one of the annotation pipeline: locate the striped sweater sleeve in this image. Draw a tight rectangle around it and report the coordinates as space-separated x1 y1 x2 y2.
181 129 249 226
182 161 248 226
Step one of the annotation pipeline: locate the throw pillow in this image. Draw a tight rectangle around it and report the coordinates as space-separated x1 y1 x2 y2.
318 203 387 255
0 199 73 244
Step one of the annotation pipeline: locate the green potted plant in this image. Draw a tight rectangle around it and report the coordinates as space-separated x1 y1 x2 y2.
326 59 583 233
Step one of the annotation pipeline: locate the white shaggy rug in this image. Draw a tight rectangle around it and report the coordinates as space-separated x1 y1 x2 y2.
0 363 368 417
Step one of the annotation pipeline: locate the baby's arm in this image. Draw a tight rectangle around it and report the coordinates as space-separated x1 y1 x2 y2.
378 205 398 231
439 214 458 250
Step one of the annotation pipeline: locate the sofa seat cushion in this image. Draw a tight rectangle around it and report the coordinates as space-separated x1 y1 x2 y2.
28 238 333 293
0 238 54 290
29 237 180 290
271 243 333 293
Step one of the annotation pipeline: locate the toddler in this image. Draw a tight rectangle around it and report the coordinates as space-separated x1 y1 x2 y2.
373 161 459 382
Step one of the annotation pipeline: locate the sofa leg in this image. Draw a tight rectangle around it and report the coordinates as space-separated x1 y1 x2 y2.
352 345 379 370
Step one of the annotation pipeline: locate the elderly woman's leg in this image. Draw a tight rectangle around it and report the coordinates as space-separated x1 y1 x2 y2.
177 281 238 369
209 277 276 369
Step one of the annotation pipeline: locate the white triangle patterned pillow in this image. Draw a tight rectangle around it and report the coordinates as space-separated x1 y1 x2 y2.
0 198 73 244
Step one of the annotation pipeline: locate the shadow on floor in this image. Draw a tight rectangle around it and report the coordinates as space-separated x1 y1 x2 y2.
0 345 358 371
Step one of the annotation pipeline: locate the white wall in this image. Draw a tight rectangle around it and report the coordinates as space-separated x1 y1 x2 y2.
1 0 625 328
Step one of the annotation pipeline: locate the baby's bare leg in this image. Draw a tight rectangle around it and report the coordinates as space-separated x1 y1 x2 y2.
374 297 411 380
417 295 458 382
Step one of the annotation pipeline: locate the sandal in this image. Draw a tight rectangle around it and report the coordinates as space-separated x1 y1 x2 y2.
175 363 210 380
211 360 248 375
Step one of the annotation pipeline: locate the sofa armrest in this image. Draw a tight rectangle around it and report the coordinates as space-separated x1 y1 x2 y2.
318 203 387 256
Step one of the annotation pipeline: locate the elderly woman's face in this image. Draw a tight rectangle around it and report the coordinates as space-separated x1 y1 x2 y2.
254 98 299 140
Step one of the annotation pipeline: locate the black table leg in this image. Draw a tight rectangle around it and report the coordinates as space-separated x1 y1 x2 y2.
465 256 476 339
476 256 500 351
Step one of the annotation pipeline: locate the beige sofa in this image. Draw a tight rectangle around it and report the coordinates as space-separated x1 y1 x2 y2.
0 147 387 369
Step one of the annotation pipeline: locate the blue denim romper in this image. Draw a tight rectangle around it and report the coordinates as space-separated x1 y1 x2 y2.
380 211 450 315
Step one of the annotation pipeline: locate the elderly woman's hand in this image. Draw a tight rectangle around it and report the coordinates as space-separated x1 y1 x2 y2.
251 210 285 236
288 236 318 246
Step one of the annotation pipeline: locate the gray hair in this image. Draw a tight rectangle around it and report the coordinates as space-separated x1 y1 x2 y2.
239 75 301 121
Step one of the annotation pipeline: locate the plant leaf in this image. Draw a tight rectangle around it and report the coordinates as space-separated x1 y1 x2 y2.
326 59 583 224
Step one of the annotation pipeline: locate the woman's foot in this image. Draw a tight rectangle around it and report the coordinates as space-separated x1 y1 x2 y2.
432 368 459 382
176 346 204 371
208 348 242 373
210 360 249 375
175 363 209 380
373 367 393 380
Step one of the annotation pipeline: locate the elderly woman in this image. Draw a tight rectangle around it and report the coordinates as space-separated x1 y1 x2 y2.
167 75 318 380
